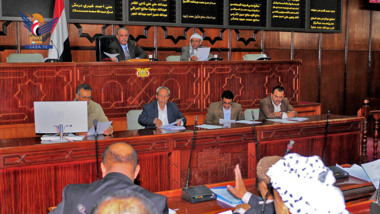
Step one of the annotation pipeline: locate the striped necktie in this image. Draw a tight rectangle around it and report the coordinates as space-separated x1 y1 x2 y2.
124 46 131 60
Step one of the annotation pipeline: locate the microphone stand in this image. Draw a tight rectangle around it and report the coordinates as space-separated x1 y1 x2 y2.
185 115 198 189
93 120 100 180
322 110 330 162
252 111 260 160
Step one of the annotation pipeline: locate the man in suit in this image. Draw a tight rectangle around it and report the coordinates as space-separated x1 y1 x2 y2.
75 84 113 135
108 27 146 62
180 33 213 61
138 86 186 128
204 90 245 124
50 142 168 214
227 156 282 214
259 86 297 120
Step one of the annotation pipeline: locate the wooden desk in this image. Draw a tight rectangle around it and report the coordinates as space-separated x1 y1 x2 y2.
0 114 362 213
158 176 374 214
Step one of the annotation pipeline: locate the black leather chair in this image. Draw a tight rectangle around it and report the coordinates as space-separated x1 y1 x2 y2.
95 35 118 61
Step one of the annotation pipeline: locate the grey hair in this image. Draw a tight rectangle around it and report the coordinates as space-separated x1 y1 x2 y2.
156 86 170 96
117 27 129 36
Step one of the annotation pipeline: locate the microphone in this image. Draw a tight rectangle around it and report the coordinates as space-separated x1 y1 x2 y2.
370 180 380 214
93 119 100 180
322 110 330 162
181 115 216 203
77 204 88 214
285 140 295 155
50 40 62 62
252 110 260 160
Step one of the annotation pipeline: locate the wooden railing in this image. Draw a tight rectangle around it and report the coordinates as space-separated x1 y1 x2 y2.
358 98 380 162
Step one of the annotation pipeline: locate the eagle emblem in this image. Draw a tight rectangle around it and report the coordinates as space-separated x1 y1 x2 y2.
19 12 57 36
135 68 150 78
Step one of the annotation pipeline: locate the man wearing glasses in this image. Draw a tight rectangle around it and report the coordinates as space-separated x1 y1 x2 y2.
258 86 297 120
138 86 186 128
75 84 113 135
205 90 245 125
180 33 213 61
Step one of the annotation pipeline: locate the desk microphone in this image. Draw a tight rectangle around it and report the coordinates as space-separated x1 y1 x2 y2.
181 115 216 203
93 119 100 180
322 110 330 162
252 110 260 160
285 140 295 155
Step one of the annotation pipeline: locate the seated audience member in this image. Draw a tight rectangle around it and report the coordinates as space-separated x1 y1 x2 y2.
75 84 113 135
138 86 186 128
50 142 168 214
93 189 158 214
180 33 213 61
205 90 245 124
227 156 282 214
267 153 349 214
108 27 146 62
259 86 297 120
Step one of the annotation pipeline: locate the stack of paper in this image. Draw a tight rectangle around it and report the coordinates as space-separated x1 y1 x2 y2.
211 187 243 207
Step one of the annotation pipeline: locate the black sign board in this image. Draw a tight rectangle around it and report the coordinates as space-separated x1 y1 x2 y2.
270 0 306 30
229 0 266 27
68 0 122 21
128 0 175 23
308 0 341 32
181 0 223 25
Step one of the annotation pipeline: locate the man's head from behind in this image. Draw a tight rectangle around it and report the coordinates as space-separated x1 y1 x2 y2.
256 156 282 198
116 27 129 46
94 189 158 214
76 84 92 104
190 33 203 50
271 86 285 106
101 142 140 181
221 90 234 110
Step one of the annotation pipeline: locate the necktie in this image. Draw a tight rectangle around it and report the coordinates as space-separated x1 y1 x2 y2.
125 46 131 60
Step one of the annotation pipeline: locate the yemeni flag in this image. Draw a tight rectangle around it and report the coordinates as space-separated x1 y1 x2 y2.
48 0 72 62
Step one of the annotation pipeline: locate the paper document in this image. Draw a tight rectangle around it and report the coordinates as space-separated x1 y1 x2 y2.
235 120 262 125
211 187 243 206
219 119 236 124
267 118 297 123
338 164 370 182
287 117 309 122
362 159 380 189
197 124 223 129
197 47 211 61
103 52 119 59
161 119 184 130
87 121 112 135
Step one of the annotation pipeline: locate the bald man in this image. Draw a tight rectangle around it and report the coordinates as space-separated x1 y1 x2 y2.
50 142 168 214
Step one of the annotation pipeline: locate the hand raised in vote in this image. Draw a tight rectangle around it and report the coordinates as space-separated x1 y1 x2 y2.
227 164 247 199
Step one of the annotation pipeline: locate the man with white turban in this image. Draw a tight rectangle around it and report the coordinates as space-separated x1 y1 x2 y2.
180 33 213 61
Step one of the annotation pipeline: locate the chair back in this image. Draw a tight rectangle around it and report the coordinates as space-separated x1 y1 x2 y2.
7 53 44 63
243 54 267 61
166 55 181 61
244 108 260 120
126 110 144 130
96 35 118 61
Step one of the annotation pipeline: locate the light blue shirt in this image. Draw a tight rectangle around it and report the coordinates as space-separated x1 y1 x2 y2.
223 107 231 120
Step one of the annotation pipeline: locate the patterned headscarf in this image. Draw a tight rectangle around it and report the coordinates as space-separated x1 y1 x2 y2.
267 153 349 214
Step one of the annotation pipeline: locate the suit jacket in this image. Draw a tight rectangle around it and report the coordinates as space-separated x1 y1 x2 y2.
233 194 275 214
108 40 146 61
205 101 245 124
138 101 186 128
259 95 297 120
49 172 168 214
180 45 213 61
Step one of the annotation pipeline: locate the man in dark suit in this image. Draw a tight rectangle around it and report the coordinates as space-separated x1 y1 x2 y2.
180 33 213 61
259 86 297 120
49 142 168 214
204 90 245 124
108 27 146 62
138 86 186 128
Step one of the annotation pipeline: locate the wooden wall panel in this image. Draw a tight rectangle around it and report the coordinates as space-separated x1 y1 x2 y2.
322 0 347 51
371 11 380 50
321 51 345 114
293 32 319 50
347 0 370 51
370 51 380 97
264 31 291 49
346 51 369 115
294 50 319 102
